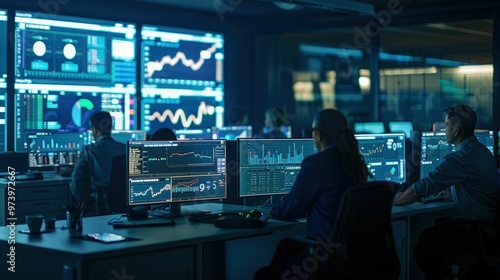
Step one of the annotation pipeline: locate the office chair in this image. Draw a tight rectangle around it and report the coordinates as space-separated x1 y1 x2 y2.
292 181 400 279
106 154 129 214
446 198 500 279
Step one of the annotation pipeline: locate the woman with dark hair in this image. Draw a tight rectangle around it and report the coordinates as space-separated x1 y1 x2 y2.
149 128 177 141
254 108 370 280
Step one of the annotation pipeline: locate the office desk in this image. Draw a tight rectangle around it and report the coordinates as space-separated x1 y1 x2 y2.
0 203 305 280
0 202 457 280
392 201 458 280
0 172 71 226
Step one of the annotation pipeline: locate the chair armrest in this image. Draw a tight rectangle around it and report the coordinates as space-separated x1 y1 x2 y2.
290 236 319 246
450 217 494 226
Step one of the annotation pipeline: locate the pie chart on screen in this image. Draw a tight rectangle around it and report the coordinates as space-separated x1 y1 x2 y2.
72 99 94 127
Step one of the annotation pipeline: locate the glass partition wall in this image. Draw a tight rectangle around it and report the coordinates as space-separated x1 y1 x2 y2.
379 20 493 131
254 19 493 135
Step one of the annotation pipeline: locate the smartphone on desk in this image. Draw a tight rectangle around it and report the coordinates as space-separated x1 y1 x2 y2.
87 233 126 243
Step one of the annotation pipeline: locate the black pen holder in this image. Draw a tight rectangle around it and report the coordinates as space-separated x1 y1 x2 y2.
66 210 84 231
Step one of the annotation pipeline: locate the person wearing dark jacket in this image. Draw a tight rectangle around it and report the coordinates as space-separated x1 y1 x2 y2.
254 108 370 279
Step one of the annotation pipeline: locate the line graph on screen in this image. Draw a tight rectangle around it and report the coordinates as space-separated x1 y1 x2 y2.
146 44 216 77
145 101 215 128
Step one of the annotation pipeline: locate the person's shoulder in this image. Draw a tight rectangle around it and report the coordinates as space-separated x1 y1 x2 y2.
302 147 336 164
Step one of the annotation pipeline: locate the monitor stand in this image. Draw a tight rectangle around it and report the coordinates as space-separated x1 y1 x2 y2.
149 202 182 218
243 196 277 209
149 202 210 218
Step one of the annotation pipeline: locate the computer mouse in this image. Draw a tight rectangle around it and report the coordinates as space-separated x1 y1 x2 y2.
59 166 74 177
214 211 268 229
244 210 263 219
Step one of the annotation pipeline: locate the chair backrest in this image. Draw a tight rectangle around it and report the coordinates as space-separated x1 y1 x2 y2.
495 197 500 237
106 154 128 214
330 180 400 279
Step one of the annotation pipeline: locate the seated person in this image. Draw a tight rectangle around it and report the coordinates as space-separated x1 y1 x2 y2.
254 109 370 279
393 104 500 279
256 107 287 139
70 111 126 216
149 127 177 141
226 105 249 126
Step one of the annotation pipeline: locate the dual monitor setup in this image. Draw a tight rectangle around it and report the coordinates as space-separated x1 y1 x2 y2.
123 133 407 214
123 129 495 214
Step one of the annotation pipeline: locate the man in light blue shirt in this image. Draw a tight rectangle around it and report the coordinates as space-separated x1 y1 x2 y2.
70 111 126 215
393 104 499 279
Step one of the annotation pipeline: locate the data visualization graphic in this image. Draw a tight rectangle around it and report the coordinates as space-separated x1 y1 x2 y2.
147 101 214 127
127 140 227 206
15 89 136 151
168 146 214 167
0 9 7 81
27 131 87 168
355 133 406 184
358 139 401 161
129 178 172 204
15 11 136 87
142 95 222 131
171 175 225 201
419 132 454 178
145 43 217 78
238 139 317 197
141 25 224 91
0 88 6 151
241 140 316 166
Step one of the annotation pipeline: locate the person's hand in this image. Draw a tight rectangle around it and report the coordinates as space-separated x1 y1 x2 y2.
437 189 454 201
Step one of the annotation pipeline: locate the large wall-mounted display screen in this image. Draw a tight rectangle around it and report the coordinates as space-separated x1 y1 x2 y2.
15 11 136 88
13 11 138 151
140 25 224 132
15 86 136 151
0 9 6 151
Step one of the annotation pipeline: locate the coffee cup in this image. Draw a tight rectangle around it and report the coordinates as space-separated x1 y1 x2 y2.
25 215 44 234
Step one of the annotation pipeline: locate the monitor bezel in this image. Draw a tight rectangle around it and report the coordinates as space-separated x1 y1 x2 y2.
126 139 227 207
237 138 317 198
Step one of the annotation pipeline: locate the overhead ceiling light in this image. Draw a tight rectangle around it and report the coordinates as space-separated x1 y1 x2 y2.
457 65 493 74
261 0 373 14
380 67 437 75
273 2 303 10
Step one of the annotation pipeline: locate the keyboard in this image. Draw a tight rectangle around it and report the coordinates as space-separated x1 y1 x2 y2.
112 218 175 228
14 171 44 181
421 195 445 203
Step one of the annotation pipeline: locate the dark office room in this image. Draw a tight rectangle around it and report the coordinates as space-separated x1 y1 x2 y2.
0 0 500 279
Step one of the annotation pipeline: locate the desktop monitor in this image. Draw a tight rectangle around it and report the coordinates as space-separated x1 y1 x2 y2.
218 126 252 140
27 131 88 168
13 11 138 151
281 126 292 138
140 24 224 132
389 121 414 138
474 130 494 156
87 130 147 144
420 130 494 179
0 10 6 151
355 133 406 184
238 138 317 197
127 140 227 212
419 131 454 179
174 127 217 140
354 122 385 134
14 90 137 151
14 11 136 88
